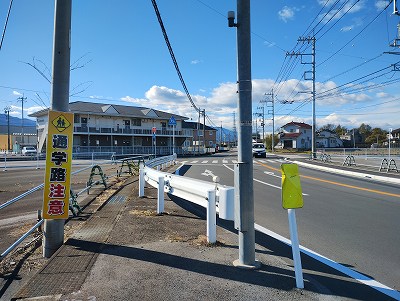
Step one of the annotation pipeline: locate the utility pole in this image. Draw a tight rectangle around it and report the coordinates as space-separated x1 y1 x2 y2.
43 0 72 258
203 109 206 151
232 112 237 146
4 106 11 151
264 90 275 152
17 95 27 145
253 112 259 141
286 36 316 158
228 1 258 269
220 121 223 145
197 108 201 155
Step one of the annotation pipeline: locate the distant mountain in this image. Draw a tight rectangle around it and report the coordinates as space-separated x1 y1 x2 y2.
0 114 36 127
214 127 237 143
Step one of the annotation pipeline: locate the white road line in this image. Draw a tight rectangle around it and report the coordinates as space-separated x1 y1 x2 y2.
254 224 400 301
191 160 198 163
201 160 208 163
232 160 238 164
223 165 309 196
212 160 218 164
222 159 228 164
264 171 282 179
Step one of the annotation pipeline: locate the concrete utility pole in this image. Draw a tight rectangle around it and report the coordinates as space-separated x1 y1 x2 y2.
265 90 275 152
256 105 265 142
286 36 316 158
17 95 27 145
43 0 72 258
228 1 258 269
203 109 206 150
232 112 237 146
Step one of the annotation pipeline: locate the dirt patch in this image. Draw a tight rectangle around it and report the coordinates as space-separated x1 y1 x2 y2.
8 223 37 238
190 235 227 247
129 209 158 217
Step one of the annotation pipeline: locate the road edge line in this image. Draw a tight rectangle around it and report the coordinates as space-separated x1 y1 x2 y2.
254 223 400 301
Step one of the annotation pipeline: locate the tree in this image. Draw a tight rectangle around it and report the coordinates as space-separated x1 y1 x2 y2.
264 134 279 151
319 123 336 132
358 123 372 139
365 128 387 146
335 124 348 136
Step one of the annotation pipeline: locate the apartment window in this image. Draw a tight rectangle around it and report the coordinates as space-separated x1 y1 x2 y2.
132 118 141 126
124 120 130 126
74 114 80 123
198 130 203 137
290 129 293 133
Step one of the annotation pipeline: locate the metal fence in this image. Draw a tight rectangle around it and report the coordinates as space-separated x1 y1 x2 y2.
0 156 120 260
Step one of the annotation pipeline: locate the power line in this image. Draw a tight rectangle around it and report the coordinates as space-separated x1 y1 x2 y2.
0 0 13 52
318 1 391 68
151 0 200 113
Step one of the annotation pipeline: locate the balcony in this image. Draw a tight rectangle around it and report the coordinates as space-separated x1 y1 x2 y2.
73 126 185 136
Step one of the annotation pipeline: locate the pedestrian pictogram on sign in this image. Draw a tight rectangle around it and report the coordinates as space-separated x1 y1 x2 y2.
168 116 176 126
51 114 71 132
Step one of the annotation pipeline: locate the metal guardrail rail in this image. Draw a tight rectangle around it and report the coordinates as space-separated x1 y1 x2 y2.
0 154 152 261
139 154 234 244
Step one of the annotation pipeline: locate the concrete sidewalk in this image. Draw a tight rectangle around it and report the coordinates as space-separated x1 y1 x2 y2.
12 175 336 301
11 161 398 301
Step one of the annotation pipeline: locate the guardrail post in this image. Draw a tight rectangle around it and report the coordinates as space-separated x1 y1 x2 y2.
206 189 216 244
139 162 145 197
157 176 165 214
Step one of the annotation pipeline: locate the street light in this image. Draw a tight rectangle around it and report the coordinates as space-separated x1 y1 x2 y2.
4 106 11 152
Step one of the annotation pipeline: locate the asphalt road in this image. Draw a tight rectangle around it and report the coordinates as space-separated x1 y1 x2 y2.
176 151 400 294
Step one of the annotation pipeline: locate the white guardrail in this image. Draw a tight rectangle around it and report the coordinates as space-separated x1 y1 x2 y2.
139 154 234 244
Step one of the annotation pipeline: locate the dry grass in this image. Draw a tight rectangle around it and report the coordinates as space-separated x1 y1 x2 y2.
129 209 158 217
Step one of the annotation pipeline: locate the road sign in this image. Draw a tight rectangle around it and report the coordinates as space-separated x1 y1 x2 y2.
42 110 74 219
168 116 177 126
281 163 303 209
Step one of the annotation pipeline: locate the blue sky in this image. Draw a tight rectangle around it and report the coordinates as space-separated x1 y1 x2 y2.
0 0 399 133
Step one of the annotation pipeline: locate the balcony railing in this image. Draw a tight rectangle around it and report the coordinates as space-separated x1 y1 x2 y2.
74 126 185 136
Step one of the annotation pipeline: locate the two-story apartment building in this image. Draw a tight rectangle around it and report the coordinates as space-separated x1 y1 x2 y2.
276 121 312 149
182 121 217 149
29 101 189 154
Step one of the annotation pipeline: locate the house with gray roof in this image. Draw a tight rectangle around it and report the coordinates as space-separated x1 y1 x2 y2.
276 121 312 150
29 101 190 154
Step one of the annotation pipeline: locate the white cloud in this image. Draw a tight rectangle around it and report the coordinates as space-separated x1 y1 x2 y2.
340 25 353 32
319 0 365 23
191 59 202 65
375 0 388 10
117 78 399 130
13 91 22 96
278 6 296 23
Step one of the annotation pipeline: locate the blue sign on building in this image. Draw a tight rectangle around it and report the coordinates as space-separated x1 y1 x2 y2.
168 116 177 126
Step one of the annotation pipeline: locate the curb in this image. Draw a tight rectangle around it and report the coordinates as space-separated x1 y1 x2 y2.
292 160 400 185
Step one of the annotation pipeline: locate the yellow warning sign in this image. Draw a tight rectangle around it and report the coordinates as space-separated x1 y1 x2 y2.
43 110 74 219
281 163 303 209
51 114 71 132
